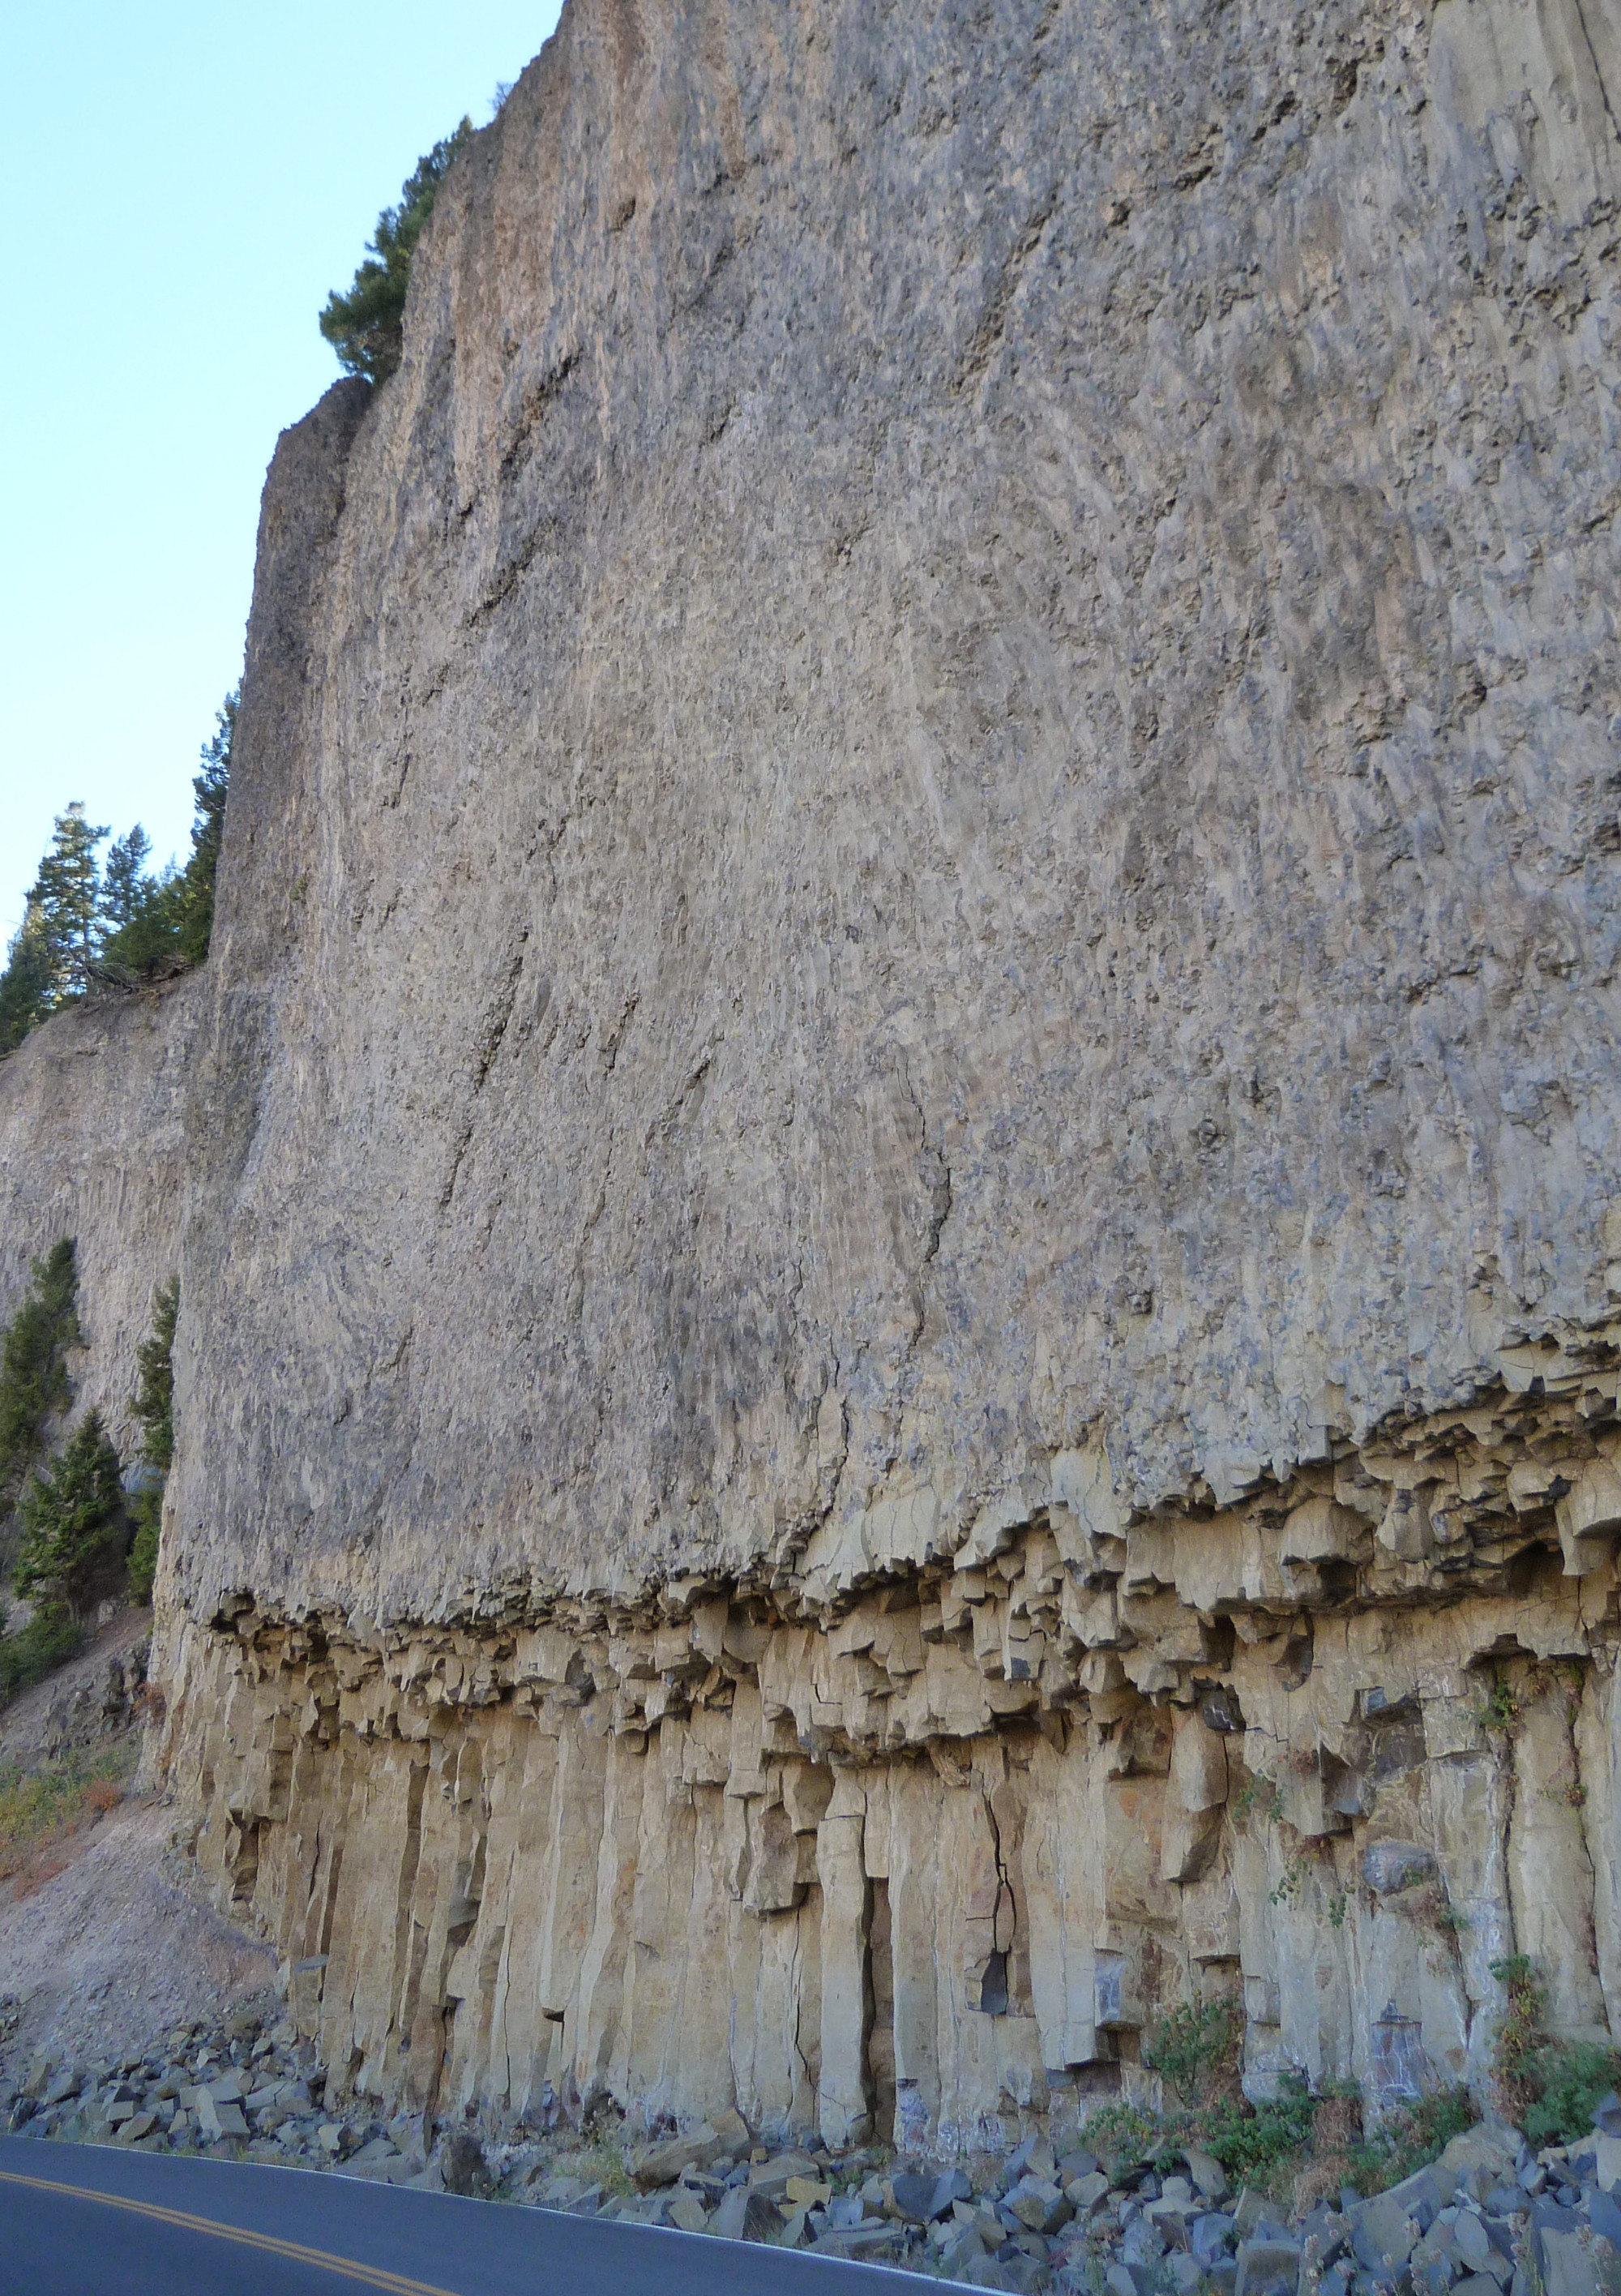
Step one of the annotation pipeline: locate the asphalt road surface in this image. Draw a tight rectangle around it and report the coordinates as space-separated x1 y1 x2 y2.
0 2134 947 2294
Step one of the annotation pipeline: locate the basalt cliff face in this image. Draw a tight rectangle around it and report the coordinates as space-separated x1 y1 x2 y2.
0 977 203 1463
18 0 1621 2152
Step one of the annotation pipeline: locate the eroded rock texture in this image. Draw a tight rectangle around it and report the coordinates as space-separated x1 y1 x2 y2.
109 0 1621 2146
165 0 1621 1626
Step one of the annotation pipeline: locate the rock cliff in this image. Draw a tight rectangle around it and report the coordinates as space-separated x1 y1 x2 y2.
22 0 1621 2157
0 977 203 1463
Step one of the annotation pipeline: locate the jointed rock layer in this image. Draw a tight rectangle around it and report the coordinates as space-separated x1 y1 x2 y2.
159 1340 1621 2147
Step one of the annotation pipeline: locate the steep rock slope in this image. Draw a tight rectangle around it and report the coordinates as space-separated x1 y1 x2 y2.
142 0 1621 2148
169 0 1621 1628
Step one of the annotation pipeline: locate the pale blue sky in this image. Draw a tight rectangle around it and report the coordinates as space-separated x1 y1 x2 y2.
2 2 564 944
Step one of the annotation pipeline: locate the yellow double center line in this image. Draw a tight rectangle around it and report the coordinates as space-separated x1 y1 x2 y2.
0 2165 464 2294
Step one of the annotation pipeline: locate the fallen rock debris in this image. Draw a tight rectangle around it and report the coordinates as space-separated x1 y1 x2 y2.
7 2016 1621 2296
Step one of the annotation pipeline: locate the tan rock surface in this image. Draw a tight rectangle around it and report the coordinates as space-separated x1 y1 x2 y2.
15 0 1621 2160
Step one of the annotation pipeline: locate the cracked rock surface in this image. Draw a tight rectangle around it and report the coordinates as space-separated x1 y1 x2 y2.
160 0 1621 1625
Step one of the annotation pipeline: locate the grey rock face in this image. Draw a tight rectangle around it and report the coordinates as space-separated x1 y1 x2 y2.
19 0 1621 2174
0 978 203 1462
1362 1841 1440 1895
152 0 1621 1629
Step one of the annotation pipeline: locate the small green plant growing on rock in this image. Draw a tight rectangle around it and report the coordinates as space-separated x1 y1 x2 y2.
1491 1954 1543 2116
1269 1857 1309 1908
1491 1952 1621 2144
14 1410 123 1619
1407 1882 1470 1939
1233 1774 1285 1825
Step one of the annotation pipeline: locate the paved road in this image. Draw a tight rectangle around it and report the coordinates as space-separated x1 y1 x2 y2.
0 2134 942 2294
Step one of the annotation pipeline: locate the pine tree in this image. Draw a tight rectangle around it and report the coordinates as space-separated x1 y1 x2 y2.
15 1409 123 1617
131 1281 177 1473
0 1238 80 1506
100 826 152 936
98 824 184 979
172 692 233 964
319 122 474 383
0 904 54 1053
2 690 235 1057
126 1279 177 1604
32 803 109 1000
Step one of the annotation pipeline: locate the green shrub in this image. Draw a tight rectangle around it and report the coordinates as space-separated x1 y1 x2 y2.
1490 1952 1621 2142
1144 1999 1239 2107
1084 2074 1322 2196
1345 2087 1476 2193
1086 2008 1480 2204
1523 2042 1620 2147
1084 1996 1321 2197
1076 2099 1169 2173
1200 2074 1321 2184
0 1603 80 1705
0 1239 79 1506
14 1411 123 1617
319 122 473 383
